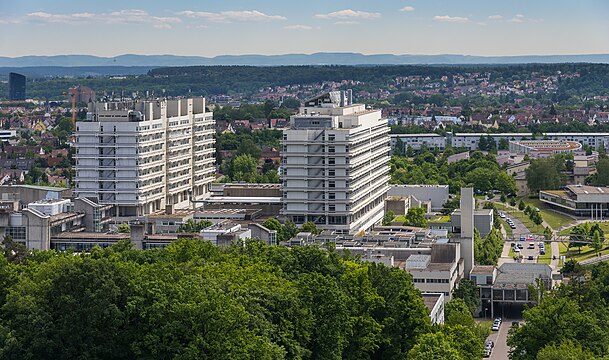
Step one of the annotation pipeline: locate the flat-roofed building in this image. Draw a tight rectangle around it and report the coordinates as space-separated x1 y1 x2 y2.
509 139 582 158
281 91 390 234
75 98 215 219
540 184 609 219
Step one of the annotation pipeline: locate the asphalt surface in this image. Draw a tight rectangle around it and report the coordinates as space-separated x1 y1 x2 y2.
487 319 518 360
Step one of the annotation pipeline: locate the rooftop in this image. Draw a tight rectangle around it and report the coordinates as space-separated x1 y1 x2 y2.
566 184 609 195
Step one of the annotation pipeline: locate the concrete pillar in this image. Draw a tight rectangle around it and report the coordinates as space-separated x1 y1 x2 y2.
460 187 475 277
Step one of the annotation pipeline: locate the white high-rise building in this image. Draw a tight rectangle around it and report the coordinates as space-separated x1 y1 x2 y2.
75 98 215 218
281 91 390 234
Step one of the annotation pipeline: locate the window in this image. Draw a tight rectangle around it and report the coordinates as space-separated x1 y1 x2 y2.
328 192 335 200
328 157 335 165
328 205 335 212
328 134 335 141
328 146 335 153
328 169 335 177
328 181 335 188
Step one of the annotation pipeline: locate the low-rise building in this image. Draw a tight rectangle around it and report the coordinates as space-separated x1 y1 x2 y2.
540 184 609 219
509 140 582 158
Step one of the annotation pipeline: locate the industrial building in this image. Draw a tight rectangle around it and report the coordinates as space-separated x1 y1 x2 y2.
281 91 390 234
75 98 215 219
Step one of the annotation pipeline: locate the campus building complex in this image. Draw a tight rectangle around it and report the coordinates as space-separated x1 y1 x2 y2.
281 91 390 234
75 98 215 218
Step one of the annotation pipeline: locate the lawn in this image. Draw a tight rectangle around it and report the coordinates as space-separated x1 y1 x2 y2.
500 219 513 238
508 210 546 234
559 222 609 235
559 241 609 262
537 242 552 264
520 198 575 230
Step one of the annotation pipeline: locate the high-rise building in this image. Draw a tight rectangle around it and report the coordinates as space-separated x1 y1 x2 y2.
75 98 215 218
281 91 390 234
8 73 26 101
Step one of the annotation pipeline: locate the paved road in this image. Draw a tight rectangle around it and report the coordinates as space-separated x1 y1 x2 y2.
488 320 518 360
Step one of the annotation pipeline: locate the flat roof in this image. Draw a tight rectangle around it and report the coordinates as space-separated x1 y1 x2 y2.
7 184 68 192
204 197 282 204
566 184 609 195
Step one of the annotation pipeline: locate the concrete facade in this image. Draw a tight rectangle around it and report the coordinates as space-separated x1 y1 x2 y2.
281 91 390 234
75 98 215 218
387 184 449 212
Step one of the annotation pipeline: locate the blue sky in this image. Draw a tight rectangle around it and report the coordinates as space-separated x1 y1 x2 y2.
1 0 608 57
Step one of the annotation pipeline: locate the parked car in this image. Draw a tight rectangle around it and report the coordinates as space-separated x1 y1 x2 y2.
517 244 524 249
510 224 516 229
491 322 500 331
528 243 535 249
528 255 535 261
519 236 526 241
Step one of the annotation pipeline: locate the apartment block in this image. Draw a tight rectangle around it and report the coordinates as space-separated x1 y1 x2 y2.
75 98 215 218
281 91 390 234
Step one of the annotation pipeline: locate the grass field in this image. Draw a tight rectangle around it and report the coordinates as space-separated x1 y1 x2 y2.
498 218 513 237
537 242 552 264
559 241 609 262
520 198 575 230
560 222 609 235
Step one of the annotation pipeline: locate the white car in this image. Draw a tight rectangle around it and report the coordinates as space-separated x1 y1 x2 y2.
491 322 500 331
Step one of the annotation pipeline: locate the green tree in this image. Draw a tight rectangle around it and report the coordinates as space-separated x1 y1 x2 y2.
536 340 596 360
406 145 414 157
407 332 463 360
498 137 510 150
526 156 566 193
452 279 481 315
444 298 475 327
543 226 553 240
500 193 507 203
589 158 609 186
508 296 608 360
510 197 517 207
518 200 526 211
393 137 405 156
382 210 395 226
301 221 320 235
404 207 428 227
591 230 603 255
117 223 130 233
1 235 27 264
230 154 258 182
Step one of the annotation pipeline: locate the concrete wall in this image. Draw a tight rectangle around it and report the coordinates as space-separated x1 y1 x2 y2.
387 185 449 211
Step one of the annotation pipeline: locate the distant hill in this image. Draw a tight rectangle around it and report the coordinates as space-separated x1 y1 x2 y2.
1 53 609 68
0 66 156 78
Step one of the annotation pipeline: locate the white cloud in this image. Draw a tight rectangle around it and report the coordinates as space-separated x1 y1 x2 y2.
488 15 503 20
334 21 359 26
177 10 286 22
27 9 181 28
433 15 469 23
314 9 381 20
283 24 313 30
509 14 525 23
400 6 415 12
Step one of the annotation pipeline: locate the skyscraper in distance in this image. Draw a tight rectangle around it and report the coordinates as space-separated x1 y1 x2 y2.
8 73 26 101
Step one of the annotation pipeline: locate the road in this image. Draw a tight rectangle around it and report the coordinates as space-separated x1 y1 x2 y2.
488 319 519 360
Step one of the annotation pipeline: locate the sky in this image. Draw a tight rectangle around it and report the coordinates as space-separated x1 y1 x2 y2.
1 0 608 57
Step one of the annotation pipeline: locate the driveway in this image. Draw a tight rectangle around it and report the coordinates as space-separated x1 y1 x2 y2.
488 319 519 360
